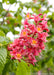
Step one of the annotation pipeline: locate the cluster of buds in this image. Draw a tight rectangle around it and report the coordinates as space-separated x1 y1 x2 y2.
8 13 49 65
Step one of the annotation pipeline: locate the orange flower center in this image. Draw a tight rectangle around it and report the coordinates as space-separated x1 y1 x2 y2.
32 40 37 45
37 27 41 31
27 37 30 40
36 17 38 19
17 54 21 58
22 31 27 36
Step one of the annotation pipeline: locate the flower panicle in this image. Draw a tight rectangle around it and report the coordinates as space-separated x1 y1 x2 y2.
7 13 49 65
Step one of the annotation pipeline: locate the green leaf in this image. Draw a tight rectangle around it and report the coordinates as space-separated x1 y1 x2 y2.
2 59 11 75
2 0 7 3
0 25 10 34
50 51 54 57
1 11 7 16
17 14 22 24
0 36 10 45
0 31 5 36
0 2 3 14
46 58 53 67
16 61 31 75
0 47 7 74
8 0 17 4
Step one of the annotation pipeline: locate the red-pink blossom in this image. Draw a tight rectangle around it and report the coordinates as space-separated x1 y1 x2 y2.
7 13 49 65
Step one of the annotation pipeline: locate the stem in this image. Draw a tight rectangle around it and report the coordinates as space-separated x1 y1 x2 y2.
47 68 50 75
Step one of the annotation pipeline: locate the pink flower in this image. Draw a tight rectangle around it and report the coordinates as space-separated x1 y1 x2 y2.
10 50 16 56
14 53 22 60
20 29 28 37
26 13 33 19
28 24 36 32
43 14 49 20
26 13 31 19
31 39 37 45
23 19 29 26
33 14 41 22
42 20 48 28
38 32 48 42
36 25 42 33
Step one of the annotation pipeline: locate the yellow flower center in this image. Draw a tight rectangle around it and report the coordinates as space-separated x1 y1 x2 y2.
45 16 46 18
17 54 21 58
22 31 27 36
37 27 41 31
27 14 30 18
32 40 37 45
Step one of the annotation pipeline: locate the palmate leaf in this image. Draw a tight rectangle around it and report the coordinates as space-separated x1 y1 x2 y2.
16 60 31 75
0 30 10 45
0 36 10 45
0 47 7 74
